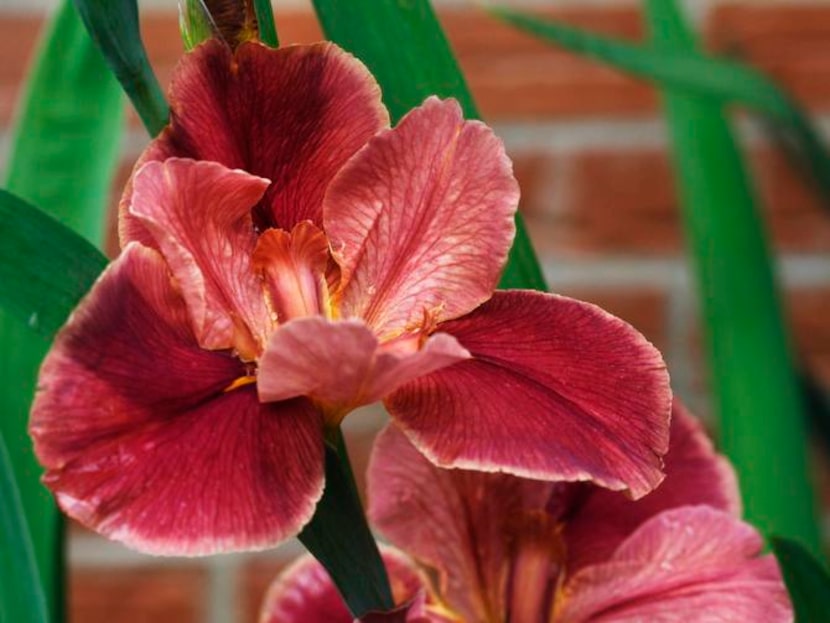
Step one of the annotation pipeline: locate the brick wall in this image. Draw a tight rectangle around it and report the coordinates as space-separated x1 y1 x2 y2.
3 1 830 621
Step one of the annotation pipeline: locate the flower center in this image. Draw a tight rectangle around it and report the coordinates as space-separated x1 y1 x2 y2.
505 510 564 623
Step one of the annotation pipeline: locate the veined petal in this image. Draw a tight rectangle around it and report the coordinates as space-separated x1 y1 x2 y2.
129 158 270 355
385 290 671 499
30 244 324 554
326 97 518 339
257 317 469 423
368 425 555 623
555 506 792 622
565 402 741 572
121 39 389 242
259 547 443 623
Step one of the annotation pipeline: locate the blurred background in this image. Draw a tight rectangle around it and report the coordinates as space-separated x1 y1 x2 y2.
2 0 830 621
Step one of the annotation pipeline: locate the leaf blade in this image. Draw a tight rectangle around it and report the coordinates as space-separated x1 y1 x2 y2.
772 536 830 622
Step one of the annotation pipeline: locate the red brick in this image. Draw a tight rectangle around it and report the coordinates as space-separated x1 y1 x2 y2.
240 557 291 623
70 566 207 623
709 4 830 111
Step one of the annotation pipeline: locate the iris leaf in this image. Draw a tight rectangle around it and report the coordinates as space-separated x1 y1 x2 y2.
772 536 830 622
489 6 830 211
253 0 278 47
72 0 168 135
640 0 821 552
298 430 394 617
0 3 122 619
313 0 547 292
0 436 48 623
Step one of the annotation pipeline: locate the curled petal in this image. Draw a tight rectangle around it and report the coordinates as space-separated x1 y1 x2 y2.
260 547 441 623
129 158 271 355
326 97 518 339
555 506 792 622
121 39 389 242
31 244 324 554
386 290 672 499
565 402 742 572
369 425 555 622
257 317 469 422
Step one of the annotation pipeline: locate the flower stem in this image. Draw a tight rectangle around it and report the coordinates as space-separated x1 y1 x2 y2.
298 426 394 617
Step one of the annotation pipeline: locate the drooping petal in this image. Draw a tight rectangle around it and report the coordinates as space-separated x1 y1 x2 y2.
129 158 271 356
326 97 518 340
565 402 741 572
385 290 671 499
259 547 444 623
555 506 792 623
121 39 389 243
257 317 469 422
31 244 324 554
368 425 555 623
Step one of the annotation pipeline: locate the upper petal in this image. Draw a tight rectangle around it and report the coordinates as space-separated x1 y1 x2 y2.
326 97 518 339
565 402 741 572
368 424 555 622
257 317 469 423
259 547 448 623
128 158 271 355
121 39 389 243
31 244 324 554
555 506 792 622
385 290 672 499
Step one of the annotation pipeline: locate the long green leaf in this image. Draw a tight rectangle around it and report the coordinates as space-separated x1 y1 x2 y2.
490 6 830 211
772 536 830 621
313 0 547 292
253 0 278 47
641 0 820 553
298 430 394 617
0 436 48 623
72 0 168 135
0 3 122 619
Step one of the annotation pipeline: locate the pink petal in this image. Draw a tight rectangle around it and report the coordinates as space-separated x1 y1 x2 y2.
385 290 671 499
257 317 469 423
128 158 271 356
325 97 518 340
31 244 324 554
565 402 742 572
555 506 792 622
368 424 555 622
260 547 438 623
121 40 389 244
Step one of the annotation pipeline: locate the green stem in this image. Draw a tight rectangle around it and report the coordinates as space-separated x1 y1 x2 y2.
298 427 394 617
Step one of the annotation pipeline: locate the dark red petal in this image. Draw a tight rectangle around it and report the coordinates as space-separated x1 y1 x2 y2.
260 547 440 623
385 290 672 499
121 39 388 243
565 402 741 572
31 244 324 554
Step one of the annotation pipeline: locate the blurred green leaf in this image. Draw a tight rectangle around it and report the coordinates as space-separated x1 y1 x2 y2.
313 0 547 292
298 430 394 617
72 0 168 135
0 190 108 336
0 2 123 619
0 436 48 623
772 536 830 622
253 0 278 47
178 0 218 51
640 0 820 553
489 6 830 213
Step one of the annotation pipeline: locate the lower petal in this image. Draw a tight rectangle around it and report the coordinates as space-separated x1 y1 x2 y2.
31 244 323 554
555 506 791 622
385 290 671 499
260 547 443 623
257 317 469 422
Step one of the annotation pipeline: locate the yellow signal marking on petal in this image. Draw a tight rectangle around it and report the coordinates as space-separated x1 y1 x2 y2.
223 375 257 393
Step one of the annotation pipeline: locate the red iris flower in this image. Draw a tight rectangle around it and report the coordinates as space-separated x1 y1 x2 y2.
30 40 670 554
261 405 791 622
